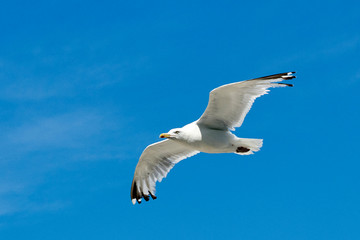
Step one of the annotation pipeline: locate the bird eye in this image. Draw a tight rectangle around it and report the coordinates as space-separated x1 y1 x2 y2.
174 131 180 134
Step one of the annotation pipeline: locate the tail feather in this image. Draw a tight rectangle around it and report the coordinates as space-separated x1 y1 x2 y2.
235 138 263 155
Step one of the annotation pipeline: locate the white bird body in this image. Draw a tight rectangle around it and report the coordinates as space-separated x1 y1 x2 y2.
131 72 295 204
173 122 244 154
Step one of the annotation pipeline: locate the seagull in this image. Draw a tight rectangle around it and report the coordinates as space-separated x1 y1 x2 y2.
131 72 295 204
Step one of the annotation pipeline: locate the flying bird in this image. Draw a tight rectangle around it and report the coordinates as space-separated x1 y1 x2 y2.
131 72 295 204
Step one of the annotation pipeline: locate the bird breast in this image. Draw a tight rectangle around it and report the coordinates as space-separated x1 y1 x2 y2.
180 123 235 153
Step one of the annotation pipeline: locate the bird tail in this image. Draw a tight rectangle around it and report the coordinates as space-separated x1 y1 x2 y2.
234 138 263 155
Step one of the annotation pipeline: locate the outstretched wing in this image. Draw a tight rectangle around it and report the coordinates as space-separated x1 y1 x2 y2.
131 140 199 204
197 72 295 131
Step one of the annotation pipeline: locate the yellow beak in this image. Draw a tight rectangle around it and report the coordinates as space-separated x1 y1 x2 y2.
159 133 171 138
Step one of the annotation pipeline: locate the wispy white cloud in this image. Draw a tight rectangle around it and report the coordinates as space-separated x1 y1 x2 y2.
0 48 148 101
24 201 70 214
322 36 360 55
348 70 360 85
0 181 39 216
0 201 18 216
0 197 69 217
0 158 73 217
0 108 123 217
265 35 360 71
6 110 103 150
0 41 143 219
0 64 124 101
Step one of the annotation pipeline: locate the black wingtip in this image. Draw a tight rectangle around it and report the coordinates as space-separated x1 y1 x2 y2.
254 71 296 81
131 180 137 201
143 194 150 201
131 179 159 204
281 76 295 80
279 83 293 87
150 192 157 200
131 180 143 204
281 72 296 80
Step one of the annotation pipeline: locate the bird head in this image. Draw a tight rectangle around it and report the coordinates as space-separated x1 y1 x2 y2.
159 128 183 140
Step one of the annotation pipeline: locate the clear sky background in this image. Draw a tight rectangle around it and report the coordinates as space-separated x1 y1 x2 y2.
1 0 359 239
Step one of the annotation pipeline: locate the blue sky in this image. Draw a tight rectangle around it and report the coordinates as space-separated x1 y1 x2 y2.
1 0 360 239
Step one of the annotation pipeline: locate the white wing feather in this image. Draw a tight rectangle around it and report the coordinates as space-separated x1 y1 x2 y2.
131 139 199 204
197 72 295 130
